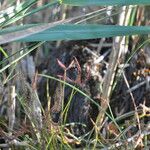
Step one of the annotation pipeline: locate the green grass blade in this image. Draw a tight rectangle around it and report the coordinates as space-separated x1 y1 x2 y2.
0 0 37 27
24 1 59 18
38 73 99 108
0 20 68 44
0 42 44 73
1 24 149 43
0 1 59 27
63 0 150 6
0 47 8 58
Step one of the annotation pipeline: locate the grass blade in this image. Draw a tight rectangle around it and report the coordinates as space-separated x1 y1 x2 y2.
63 0 150 6
0 0 37 27
1 24 149 43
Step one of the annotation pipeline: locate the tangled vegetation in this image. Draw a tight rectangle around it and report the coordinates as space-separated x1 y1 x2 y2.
0 0 150 149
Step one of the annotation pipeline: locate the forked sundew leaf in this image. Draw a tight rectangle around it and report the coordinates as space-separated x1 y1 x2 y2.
57 59 67 70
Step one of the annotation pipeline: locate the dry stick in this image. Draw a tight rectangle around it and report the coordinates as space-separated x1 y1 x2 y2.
122 72 143 148
101 130 150 150
0 140 28 148
96 37 122 130
51 81 64 123
97 38 106 54
8 86 16 136
17 72 42 143
96 6 127 130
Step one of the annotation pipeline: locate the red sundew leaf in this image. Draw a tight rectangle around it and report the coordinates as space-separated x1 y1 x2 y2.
68 59 75 69
57 59 66 70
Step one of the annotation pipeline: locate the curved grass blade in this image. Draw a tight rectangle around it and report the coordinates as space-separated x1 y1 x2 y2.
38 73 125 138
63 0 150 6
